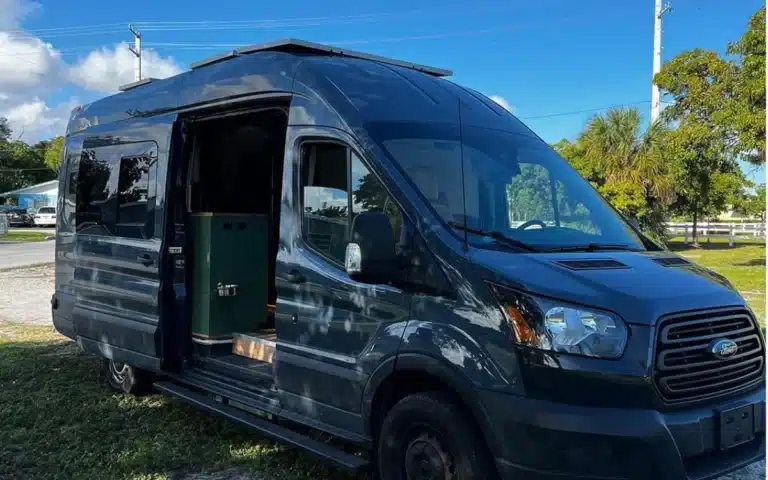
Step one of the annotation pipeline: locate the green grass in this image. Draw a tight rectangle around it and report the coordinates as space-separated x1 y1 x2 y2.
2 231 49 242
0 323 362 480
667 237 765 321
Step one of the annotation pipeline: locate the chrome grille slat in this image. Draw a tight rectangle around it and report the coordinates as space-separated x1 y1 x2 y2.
653 308 764 403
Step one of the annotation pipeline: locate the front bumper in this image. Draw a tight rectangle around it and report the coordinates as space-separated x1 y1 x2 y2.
482 385 765 480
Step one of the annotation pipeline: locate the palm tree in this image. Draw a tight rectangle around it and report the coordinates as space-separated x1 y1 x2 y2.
577 107 672 238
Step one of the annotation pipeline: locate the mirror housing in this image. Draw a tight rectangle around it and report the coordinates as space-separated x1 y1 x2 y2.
345 212 397 283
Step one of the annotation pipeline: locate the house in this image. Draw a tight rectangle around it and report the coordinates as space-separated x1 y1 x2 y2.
0 180 58 209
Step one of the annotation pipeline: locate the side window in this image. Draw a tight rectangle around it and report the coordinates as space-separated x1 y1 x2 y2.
116 155 151 239
300 143 403 267
351 152 402 243
301 143 350 264
75 149 116 235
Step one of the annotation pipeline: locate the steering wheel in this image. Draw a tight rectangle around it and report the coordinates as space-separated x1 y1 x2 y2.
516 219 547 230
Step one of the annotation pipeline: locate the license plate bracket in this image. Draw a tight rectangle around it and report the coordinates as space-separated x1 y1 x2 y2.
719 404 755 450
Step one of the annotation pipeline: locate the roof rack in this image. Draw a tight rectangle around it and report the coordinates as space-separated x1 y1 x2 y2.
191 38 452 77
118 78 158 92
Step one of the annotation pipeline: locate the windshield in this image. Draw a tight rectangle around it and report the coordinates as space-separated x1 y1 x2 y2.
368 122 644 251
38 207 55 214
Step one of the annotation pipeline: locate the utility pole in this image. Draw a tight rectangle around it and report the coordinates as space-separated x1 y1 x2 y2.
128 24 142 82
651 0 672 122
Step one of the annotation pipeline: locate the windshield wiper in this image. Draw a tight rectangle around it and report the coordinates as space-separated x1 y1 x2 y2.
448 222 539 252
545 243 640 252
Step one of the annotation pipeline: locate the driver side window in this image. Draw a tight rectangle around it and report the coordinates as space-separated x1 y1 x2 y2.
300 142 402 266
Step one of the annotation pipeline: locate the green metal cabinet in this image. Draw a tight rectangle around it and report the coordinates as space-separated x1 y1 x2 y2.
190 213 269 340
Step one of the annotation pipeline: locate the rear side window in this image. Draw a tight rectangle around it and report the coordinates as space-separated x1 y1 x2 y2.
75 140 156 238
116 156 151 239
75 149 115 235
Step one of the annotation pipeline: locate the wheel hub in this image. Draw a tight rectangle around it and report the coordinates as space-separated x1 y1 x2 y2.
109 361 128 381
404 432 453 480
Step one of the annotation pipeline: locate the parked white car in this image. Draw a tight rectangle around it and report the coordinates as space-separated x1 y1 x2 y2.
33 206 56 227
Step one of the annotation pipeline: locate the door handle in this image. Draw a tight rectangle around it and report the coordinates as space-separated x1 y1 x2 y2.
137 254 154 266
285 269 306 284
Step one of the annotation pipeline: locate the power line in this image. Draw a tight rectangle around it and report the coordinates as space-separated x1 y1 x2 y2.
522 101 652 120
522 100 675 120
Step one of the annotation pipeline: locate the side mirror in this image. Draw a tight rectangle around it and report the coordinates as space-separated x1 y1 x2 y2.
345 212 397 283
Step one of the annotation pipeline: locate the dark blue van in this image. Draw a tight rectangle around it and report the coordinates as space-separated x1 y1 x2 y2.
52 39 765 480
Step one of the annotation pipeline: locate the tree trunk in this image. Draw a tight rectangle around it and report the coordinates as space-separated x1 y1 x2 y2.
692 209 699 246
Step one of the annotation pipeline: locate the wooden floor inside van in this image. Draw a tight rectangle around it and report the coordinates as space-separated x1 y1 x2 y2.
232 330 276 363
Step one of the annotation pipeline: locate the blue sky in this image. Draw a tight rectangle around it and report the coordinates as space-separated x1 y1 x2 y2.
1 0 763 181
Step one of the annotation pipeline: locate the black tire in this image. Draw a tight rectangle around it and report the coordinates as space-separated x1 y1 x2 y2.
104 359 153 395
377 391 497 480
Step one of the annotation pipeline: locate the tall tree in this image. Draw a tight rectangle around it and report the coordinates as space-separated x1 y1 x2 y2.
726 7 766 164
655 37 751 242
665 122 743 244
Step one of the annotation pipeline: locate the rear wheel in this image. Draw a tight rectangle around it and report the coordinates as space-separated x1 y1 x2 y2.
377 391 497 480
104 359 153 395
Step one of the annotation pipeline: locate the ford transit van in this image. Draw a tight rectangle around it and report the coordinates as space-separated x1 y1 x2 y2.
52 39 765 480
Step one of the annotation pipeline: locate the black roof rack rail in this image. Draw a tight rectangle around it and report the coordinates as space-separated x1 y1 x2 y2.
190 50 240 70
191 38 452 77
118 78 158 92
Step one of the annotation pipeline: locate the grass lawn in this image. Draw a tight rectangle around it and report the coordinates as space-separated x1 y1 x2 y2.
667 237 765 321
2 231 49 242
0 323 361 480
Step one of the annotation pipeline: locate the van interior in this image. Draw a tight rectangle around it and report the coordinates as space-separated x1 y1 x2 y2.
183 105 289 390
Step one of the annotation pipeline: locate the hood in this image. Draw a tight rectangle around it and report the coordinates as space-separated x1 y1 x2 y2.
468 249 746 326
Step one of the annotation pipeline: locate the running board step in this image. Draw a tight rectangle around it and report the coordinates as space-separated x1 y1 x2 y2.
154 381 369 472
232 332 275 363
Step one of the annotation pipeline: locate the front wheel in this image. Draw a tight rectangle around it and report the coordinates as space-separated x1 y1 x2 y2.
104 359 153 395
377 391 497 480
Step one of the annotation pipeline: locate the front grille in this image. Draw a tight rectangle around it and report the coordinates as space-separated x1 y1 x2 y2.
654 308 764 403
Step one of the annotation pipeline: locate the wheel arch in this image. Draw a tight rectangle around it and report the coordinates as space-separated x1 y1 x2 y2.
362 352 502 459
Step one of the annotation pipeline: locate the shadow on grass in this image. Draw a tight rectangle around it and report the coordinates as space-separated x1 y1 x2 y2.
735 258 767 267
0 333 364 480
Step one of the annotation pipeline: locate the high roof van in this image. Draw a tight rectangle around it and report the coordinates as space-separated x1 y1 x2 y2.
52 39 765 480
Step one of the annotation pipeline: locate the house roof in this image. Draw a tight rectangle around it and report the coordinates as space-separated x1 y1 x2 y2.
0 180 58 196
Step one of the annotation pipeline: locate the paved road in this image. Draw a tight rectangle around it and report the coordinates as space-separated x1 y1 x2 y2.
0 240 55 270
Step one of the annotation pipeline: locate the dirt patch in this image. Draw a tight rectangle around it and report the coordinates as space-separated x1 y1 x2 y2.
0 263 54 325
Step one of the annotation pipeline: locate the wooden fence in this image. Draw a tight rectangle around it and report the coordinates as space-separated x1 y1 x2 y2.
665 222 766 246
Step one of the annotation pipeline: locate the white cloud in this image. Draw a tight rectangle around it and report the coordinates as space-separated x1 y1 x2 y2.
1 96 77 140
0 32 63 91
490 95 514 113
69 43 183 93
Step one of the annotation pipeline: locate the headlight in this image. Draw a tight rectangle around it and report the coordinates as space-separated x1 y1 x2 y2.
490 284 628 359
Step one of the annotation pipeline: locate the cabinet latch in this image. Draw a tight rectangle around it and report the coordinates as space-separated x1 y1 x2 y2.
216 282 239 297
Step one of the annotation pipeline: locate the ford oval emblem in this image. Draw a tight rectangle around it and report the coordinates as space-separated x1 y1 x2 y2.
710 339 738 360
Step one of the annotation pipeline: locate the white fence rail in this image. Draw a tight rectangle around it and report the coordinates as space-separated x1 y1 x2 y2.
665 222 766 246
0 214 7 237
